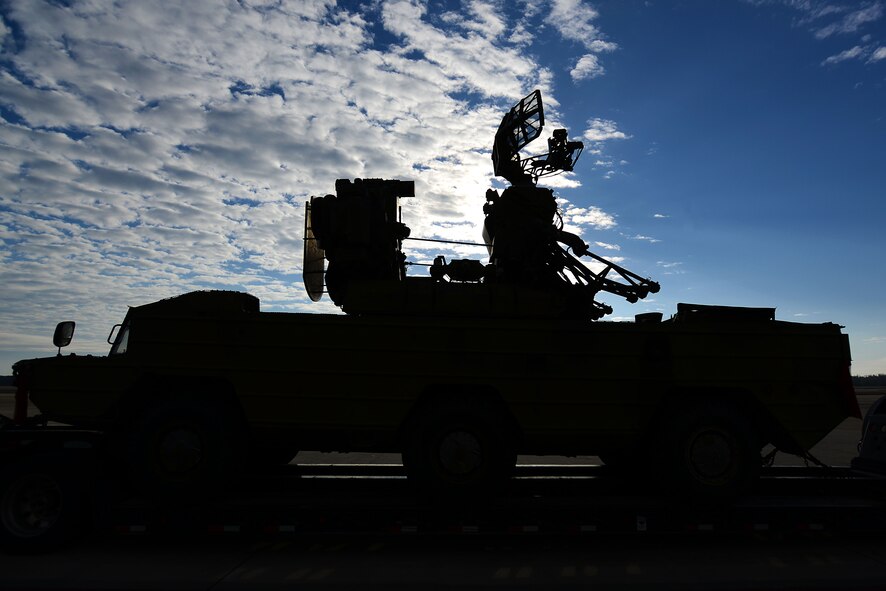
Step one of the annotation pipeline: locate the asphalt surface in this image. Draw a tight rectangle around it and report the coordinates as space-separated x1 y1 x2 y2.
4 527 886 589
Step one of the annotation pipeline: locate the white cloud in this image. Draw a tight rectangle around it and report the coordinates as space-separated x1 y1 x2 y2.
822 45 865 65
583 118 630 142
820 42 886 65
587 39 618 53
464 0 508 38
657 260 684 275
757 1 886 69
545 0 611 50
570 53 605 81
560 202 617 231
814 3 883 39
594 241 620 250
380 0 538 99
544 0 618 83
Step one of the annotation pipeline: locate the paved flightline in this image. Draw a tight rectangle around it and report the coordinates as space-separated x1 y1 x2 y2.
97 463 886 540
4 464 881 591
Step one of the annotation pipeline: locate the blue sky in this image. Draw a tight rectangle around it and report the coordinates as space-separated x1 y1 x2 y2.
1 0 884 375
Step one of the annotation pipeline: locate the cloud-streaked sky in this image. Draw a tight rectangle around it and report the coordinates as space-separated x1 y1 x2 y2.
1 0 885 375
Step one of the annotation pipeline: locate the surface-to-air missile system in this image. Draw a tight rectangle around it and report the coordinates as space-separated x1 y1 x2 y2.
8 90 860 518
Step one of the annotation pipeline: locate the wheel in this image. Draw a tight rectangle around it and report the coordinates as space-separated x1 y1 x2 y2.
402 400 516 501
658 403 761 502
0 453 89 553
127 399 245 503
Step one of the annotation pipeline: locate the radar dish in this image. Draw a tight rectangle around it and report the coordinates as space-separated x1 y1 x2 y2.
492 89 544 183
303 200 325 302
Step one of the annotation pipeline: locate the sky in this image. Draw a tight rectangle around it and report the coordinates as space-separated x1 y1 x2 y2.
0 0 884 375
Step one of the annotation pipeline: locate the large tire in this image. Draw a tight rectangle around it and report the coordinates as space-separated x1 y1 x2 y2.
658 403 761 502
402 399 516 502
127 399 245 504
0 452 90 553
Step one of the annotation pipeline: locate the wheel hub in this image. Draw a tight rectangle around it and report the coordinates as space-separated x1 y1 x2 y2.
158 428 203 473
688 428 735 479
1 473 63 538
438 430 482 476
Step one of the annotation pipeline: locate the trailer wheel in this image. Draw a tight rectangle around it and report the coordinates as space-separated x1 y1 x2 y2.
659 403 761 502
127 399 244 503
0 454 87 553
403 400 516 501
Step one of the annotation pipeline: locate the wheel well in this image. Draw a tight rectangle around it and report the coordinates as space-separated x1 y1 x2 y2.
655 387 802 454
114 374 247 432
397 384 523 449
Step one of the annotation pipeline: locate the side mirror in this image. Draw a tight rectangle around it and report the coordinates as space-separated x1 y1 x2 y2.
53 321 76 353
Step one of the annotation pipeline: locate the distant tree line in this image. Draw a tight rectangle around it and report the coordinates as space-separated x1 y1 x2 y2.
853 374 886 387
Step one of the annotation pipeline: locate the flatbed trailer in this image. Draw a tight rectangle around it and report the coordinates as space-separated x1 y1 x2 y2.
97 463 886 537
4 418 886 553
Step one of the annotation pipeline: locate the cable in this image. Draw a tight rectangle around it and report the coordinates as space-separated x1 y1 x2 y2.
404 237 491 248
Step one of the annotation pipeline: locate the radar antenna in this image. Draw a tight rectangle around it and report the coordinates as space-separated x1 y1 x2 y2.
492 89 585 185
484 89 658 317
302 200 326 302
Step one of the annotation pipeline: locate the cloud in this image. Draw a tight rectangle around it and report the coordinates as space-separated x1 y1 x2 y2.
822 45 865 65
580 118 630 178
628 234 661 243
570 53 605 81
544 0 618 50
0 0 628 371
754 1 886 67
559 200 617 232
820 42 886 65
380 0 538 98
544 0 618 82
594 241 620 250
583 118 630 142
813 2 883 39
567 206 617 229
657 260 684 275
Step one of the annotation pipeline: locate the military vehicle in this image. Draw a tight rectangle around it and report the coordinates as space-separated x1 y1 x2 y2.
3 90 860 549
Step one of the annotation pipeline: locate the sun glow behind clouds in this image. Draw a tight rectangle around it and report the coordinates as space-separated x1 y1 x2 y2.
0 0 623 369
